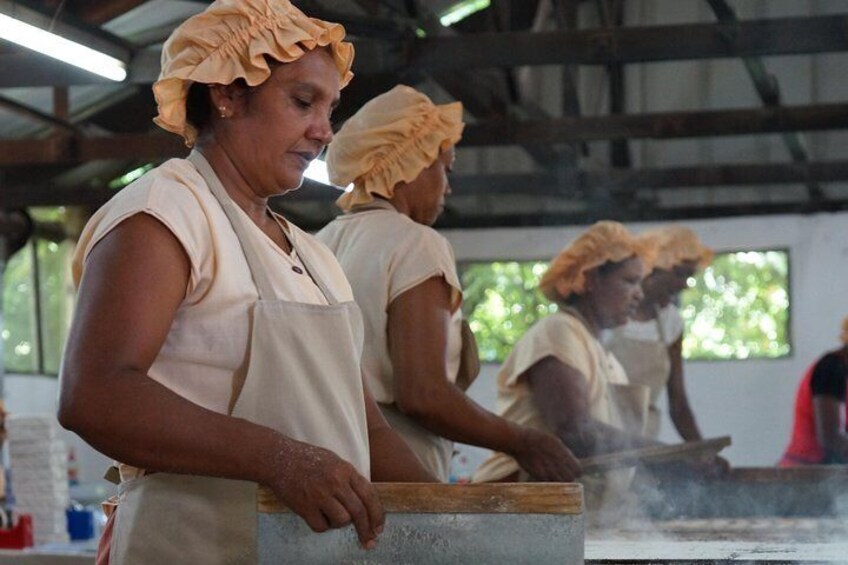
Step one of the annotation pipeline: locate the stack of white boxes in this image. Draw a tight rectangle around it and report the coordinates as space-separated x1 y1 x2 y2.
7 415 70 545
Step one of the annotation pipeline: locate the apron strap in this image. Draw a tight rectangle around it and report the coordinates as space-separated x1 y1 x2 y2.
653 304 669 345
187 150 345 415
280 222 341 305
187 151 278 301
189 151 341 305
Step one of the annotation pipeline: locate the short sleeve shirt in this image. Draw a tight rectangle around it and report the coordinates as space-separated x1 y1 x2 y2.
316 200 463 404
473 310 628 483
72 157 354 414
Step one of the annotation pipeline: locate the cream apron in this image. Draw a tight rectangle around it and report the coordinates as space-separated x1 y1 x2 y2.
109 151 371 564
606 311 670 439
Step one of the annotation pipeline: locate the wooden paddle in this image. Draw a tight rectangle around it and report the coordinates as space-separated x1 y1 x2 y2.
579 436 732 474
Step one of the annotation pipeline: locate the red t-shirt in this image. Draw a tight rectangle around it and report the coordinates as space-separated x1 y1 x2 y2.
780 350 848 466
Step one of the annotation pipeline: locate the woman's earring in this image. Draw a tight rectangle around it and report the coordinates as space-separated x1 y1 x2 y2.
218 106 229 118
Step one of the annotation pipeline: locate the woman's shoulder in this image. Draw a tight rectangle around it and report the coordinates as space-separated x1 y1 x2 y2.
102 157 210 214
517 310 585 347
537 310 583 332
74 158 217 286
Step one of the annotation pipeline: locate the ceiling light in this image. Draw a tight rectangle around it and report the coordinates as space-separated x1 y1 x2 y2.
0 12 127 81
439 0 491 27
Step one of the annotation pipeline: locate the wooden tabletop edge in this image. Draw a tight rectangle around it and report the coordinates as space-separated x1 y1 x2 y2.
258 482 584 515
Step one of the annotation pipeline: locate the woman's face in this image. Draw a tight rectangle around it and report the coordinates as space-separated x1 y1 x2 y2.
586 256 645 329
641 268 678 308
642 259 698 308
219 49 340 196
670 260 698 293
403 146 455 226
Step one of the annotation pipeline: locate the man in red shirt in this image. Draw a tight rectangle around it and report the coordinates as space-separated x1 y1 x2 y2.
780 317 848 466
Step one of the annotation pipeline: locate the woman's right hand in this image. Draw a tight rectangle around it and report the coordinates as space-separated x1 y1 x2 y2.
266 438 385 549
511 427 583 482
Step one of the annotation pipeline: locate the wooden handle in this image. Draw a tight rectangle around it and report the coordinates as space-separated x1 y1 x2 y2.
259 482 584 515
579 436 732 474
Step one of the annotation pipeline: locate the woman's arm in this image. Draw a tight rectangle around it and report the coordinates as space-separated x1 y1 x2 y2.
388 276 580 481
666 337 703 441
364 383 436 482
526 356 658 458
59 214 383 547
813 396 848 462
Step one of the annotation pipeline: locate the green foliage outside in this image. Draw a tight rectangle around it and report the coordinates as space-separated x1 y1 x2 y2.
2 246 37 373
2 207 74 375
680 250 790 360
461 261 556 363
461 251 791 364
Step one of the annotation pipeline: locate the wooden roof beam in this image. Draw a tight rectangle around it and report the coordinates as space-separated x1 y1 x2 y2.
0 94 78 134
0 133 186 167
461 102 848 145
706 0 825 204
3 103 848 167
6 14 848 88
11 159 848 209
409 14 848 70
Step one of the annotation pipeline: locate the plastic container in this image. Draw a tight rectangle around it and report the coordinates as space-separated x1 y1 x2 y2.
66 506 95 541
0 513 34 549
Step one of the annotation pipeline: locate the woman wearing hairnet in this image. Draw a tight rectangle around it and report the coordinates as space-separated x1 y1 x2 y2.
317 85 581 484
780 316 848 466
473 222 658 515
606 225 713 440
58 2 432 563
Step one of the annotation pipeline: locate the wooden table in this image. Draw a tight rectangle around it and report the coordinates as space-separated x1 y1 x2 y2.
258 482 585 564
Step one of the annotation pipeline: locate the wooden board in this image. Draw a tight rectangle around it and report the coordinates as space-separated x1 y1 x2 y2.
258 482 584 515
580 436 731 474
726 465 848 482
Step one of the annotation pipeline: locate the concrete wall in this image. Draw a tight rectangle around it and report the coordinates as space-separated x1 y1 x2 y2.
4 375 111 487
445 211 848 470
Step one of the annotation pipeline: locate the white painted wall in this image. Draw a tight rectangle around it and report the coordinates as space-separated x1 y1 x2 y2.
3 375 112 490
445 212 848 470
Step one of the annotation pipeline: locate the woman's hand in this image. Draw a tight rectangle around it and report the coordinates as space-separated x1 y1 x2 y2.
265 438 385 549
510 427 582 482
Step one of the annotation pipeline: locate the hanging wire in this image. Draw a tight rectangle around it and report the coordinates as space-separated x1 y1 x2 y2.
47 0 69 33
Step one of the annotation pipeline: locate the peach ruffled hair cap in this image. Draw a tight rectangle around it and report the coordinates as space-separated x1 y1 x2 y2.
539 221 656 303
640 224 714 272
327 85 464 211
153 0 354 146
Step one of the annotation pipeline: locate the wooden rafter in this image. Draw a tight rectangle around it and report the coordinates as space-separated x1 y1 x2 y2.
5 14 848 88
706 0 825 204
0 94 78 134
461 103 848 146
2 103 848 167
408 14 848 70
8 160 848 209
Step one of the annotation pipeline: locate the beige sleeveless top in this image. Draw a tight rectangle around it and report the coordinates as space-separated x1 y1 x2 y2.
316 200 464 404
473 310 628 483
73 157 355 415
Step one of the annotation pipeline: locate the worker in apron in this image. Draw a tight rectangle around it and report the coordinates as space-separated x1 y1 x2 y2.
316 85 581 484
473 221 660 524
606 225 714 441
58 2 432 563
